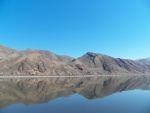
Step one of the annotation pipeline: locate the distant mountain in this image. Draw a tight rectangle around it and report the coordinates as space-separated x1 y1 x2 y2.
138 58 150 66
0 45 150 75
78 52 150 74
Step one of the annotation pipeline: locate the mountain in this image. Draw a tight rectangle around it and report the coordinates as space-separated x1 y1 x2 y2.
78 52 150 74
138 57 150 66
0 45 150 75
0 75 150 108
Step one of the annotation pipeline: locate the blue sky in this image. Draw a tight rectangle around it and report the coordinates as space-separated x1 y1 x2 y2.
0 0 150 59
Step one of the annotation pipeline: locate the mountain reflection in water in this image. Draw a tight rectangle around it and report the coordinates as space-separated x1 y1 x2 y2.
0 75 150 113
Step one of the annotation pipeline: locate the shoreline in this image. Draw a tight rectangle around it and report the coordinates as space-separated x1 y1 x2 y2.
0 74 150 78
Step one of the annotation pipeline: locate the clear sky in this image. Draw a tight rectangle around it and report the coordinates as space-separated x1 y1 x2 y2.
0 0 150 59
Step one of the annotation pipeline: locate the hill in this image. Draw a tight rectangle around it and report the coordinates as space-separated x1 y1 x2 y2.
0 45 150 75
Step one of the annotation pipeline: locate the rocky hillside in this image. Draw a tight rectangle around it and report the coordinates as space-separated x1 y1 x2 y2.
0 45 150 75
78 52 150 74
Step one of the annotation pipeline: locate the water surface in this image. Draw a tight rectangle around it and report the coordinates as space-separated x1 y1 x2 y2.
0 75 150 113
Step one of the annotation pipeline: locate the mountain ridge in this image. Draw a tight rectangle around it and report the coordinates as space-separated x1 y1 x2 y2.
0 44 150 75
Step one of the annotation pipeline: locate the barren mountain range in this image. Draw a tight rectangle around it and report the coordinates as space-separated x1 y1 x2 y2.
0 45 150 75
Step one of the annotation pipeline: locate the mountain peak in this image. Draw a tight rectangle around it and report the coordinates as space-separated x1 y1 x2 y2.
86 52 103 56
84 52 107 59
144 57 150 60
26 48 36 51
0 45 17 55
0 44 10 49
138 57 150 65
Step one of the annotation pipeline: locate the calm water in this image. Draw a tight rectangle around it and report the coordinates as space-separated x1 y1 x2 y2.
0 75 150 113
